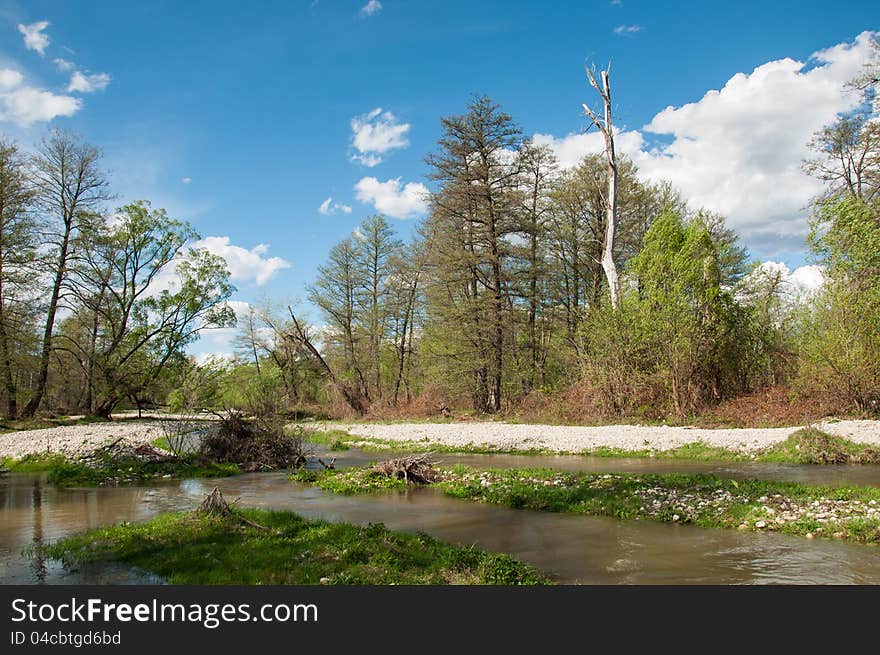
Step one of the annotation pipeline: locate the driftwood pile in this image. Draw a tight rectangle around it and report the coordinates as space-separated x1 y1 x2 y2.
199 410 309 471
370 454 440 485
85 437 171 466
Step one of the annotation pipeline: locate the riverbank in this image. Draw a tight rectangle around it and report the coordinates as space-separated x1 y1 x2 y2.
41 507 547 585
3 451 240 486
3 417 878 470
296 465 880 545
0 420 166 460
314 421 880 460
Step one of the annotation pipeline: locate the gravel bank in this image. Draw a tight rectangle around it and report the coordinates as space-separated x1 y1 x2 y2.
0 422 164 460
330 420 880 454
4 418 879 462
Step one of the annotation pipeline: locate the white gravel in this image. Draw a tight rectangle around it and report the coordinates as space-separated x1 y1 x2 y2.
330 420 880 454
3 418 879 462
0 422 164 460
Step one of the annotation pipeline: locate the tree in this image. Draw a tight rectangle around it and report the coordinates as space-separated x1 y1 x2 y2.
0 140 37 419
308 236 370 402
803 114 880 205
799 197 880 412
515 141 557 390
22 130 110 417
424 95 523 412
582 64 621 309
284 306 368 415
581 210 756 417
66 201 235 417
386 239 425 404
234 304 264 376
353 215 401 400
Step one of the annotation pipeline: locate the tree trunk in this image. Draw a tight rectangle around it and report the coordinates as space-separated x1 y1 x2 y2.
527 193 538 391
22 226 71 418
286 307 368 416
0 309 17 420
584 67 621 310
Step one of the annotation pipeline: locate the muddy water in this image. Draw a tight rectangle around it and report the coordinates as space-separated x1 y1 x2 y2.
3 471 880 585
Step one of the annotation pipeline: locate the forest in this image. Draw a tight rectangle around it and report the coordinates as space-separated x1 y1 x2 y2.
0 44 878 427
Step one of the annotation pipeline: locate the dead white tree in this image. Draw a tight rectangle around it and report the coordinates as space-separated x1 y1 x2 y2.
582 63 621 310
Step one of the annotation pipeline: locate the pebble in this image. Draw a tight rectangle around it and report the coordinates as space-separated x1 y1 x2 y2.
755 520 766 528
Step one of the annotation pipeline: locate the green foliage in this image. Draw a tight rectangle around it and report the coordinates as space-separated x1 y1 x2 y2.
579 210 769 417
42 509 548 585
798 197 880 412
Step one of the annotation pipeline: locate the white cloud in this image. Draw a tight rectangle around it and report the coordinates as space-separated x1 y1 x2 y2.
613 25 643 35
53 58 74 72
0 69 24 89
350 107 410 166
67 70 111 93
354 177 429 219
532 130 646 169
535 32 877 254
747 261 825 299
360 1 383 17
0 69 81 126
18 21 50 56
194 236 291 285
181 177 192 184
318 196 353 215
194 351 235 366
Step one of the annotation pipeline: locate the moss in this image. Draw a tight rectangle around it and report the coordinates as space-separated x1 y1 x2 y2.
41 509 549 585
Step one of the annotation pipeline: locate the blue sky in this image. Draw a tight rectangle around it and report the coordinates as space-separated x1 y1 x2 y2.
0 1 876 358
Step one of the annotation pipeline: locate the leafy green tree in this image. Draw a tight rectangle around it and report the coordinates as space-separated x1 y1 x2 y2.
582 210 757 417
799 197 880 412
68 201 235 416
0 140 37 419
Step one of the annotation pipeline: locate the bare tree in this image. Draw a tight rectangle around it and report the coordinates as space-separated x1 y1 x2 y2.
22 130 110 418
582 64 621 310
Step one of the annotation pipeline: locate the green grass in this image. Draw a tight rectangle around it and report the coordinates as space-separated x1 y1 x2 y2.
41 509 548 585
3 452 240 486
301 464 880 545
439 467 880 544
758 428 880 464
290 468 411 494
